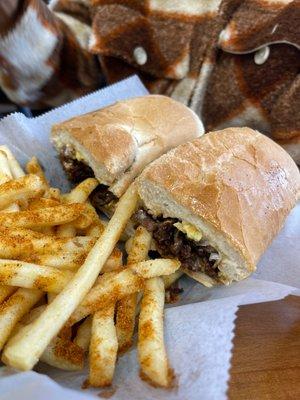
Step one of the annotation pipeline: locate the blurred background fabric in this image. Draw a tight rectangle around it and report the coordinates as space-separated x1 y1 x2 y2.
0 0 299 162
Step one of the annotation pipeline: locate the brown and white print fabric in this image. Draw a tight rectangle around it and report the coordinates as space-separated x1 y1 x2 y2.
0 0 100 108
90 0 300 163
0 0 298 161
194 0 300 162
90 0 230 105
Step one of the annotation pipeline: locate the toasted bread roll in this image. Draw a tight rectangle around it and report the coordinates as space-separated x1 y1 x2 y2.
137 127 300 285
51 95 203 208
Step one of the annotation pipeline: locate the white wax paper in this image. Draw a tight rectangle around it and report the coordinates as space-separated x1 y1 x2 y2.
0 76 299 400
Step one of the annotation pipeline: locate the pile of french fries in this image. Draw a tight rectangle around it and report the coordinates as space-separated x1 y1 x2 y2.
0 146 183 389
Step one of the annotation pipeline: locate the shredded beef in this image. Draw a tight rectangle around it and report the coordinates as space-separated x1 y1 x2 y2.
90 185 117 208
134 209 220 279
59 146 117 207
60 152 94 184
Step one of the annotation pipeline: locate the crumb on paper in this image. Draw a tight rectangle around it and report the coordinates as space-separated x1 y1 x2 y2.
97 387 117 398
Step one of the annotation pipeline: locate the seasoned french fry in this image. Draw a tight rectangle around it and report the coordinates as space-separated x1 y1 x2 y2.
116 272 182 355
0 260 73 293
27 197 60 210
78 203 107 240
126 226 152 265
85 223 105 238
0 204 88 229
135 273 183 309
11 304 84 371
129 259 180 278
0 152 23 212
69 269 144 325
36 235 95 254
126 236 156 257
21 305 47 324
57 224 76 238
0 151 13 184
0 151 46 353
44 187 61 200
4 203 20 212
69 208 95 230
0 235 31 258
125 237 133 254
0 148 84 371
57 178 92 237
116 226 151 352
69 258 179 325
24 252 88 271
0 146 25 178
0 227 46 239
11 321 84 371
65 178 99 203
74 316 92 352
0 288 43 350
25 245 120 272
0 226 50 244
26 157 49 188
33 226 56 235
0 174 45 210
116 295 137 353
101 248 123 273
0 285 17 304
138 277 173 388
0 146 83 371
88 305 118 387
0 232 95 259
58 184 100 238
2 184 138 370
41 336 84 371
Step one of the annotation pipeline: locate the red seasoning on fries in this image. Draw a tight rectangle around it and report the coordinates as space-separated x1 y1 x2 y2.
88 305 118 387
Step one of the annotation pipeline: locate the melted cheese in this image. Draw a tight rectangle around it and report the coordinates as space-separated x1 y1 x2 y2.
55 139 85 162
173 221 202 241
74 150 84 161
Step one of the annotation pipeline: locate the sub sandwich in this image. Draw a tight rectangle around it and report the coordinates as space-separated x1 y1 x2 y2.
135 127 300 287
51 95 203 213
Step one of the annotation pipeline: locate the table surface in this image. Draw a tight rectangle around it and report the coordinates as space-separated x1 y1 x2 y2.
228 295 300 400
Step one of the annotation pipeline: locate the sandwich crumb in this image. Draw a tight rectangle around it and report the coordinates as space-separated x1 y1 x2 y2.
165 286 184 304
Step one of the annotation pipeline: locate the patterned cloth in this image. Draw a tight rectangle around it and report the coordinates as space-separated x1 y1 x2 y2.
0 0 299 161
0 0 100 108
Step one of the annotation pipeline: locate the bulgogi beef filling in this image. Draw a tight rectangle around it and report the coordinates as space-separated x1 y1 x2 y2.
59 146 117 208
90 185 117 208
134 209 220 279
59 148 94 184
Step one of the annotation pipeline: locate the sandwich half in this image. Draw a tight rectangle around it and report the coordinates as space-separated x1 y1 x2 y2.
51 95 203 213
136 127 300 286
